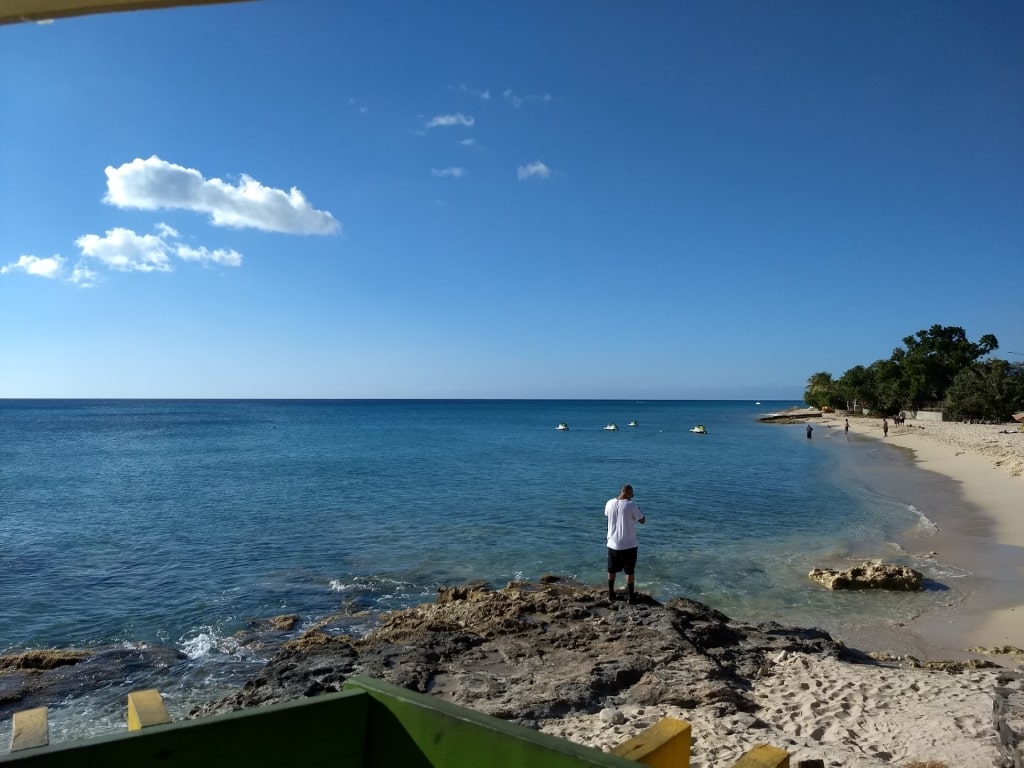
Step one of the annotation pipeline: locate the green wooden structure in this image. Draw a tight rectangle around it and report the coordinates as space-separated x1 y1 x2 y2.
1 676 642 767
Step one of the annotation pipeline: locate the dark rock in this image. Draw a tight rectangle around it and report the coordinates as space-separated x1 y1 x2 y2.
993 669 1024 768
190 579 852 726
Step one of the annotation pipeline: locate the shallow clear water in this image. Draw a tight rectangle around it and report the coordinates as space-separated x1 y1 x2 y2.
0 399 961 740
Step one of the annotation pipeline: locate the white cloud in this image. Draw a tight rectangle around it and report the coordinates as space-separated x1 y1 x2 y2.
70 263 100 288
75 225 244 273
104 156 341 235
460 138 476 147
517 161 551 181
0 254 64 278
156 222 179 238
76 228 173 272
431 167 465 178
425 113 475 129
175 244 243 267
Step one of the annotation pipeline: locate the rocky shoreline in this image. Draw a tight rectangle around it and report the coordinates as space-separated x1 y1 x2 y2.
186 577 1021 768
188 577 852 724
186 577 1024 767
4 577 1021 767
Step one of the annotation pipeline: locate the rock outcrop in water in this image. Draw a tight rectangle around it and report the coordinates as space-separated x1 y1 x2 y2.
189 577 853 727
0 646 187 719
808 561 924 591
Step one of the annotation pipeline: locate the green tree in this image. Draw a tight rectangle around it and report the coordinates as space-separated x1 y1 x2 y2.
867 358 907 414
945 360 1024 421
893 325 998 409
835 364 873 411
804 325 1004 417
803 371 835 409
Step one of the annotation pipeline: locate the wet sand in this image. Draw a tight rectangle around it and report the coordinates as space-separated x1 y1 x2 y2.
821 414 1024 662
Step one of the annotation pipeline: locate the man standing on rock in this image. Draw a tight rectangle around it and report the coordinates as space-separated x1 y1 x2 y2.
605 484 645 604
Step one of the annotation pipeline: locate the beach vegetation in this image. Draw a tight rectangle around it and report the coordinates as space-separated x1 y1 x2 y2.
804 325 1024 419
944 359 1024 422
894 325 998 406
832 364 871 410
865 358 909 414
804 371 838 409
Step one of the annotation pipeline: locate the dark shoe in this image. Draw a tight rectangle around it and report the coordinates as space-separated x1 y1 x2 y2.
608 591 617 602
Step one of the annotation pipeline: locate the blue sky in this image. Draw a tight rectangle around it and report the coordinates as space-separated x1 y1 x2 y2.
2 1 1022 399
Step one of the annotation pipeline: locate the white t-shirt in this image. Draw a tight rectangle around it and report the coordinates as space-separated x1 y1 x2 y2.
605 497 644 550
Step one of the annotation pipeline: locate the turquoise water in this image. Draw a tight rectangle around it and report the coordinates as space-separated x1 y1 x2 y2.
0 399 959 739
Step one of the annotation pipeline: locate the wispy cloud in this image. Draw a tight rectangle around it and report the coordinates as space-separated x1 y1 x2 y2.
70 263 99 288
454 84 553 108
517 161 551 181
503 89 553 108
457 84 491 101
425 113 475 129
175 244 243 266
0 254 64 278
431 167 465 178
104 156 341 235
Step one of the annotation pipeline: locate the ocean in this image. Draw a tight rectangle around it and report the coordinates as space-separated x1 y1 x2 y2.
0 399 965 743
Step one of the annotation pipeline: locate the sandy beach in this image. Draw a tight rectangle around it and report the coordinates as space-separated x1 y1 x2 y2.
825 414 1024 659
542 415 1024 768
542 653 1008 768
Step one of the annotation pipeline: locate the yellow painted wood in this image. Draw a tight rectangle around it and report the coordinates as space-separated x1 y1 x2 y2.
731 743 790 768
10 707 49 752
611 716 692 768
127 689 172 731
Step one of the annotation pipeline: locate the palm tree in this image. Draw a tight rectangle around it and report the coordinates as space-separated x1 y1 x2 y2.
804 372 835 409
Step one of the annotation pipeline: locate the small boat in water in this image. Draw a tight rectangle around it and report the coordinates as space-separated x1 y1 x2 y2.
604 423 619 431
690 425 707 434
555 422 569 431
628 420 638 427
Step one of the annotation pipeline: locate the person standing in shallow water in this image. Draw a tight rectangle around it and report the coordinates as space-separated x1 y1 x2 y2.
605 484 645 604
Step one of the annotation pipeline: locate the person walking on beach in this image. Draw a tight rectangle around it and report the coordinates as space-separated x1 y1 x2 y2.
844 419 850 436
883 418 889 437
605 484 645 604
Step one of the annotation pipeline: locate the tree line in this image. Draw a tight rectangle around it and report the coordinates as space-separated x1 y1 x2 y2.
803 324 1024 422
